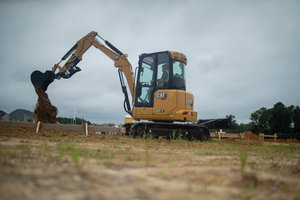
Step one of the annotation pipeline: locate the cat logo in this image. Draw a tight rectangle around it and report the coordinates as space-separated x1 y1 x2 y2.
156 92 167 99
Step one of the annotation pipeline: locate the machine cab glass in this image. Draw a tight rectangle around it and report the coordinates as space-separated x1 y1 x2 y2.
135 51 186 107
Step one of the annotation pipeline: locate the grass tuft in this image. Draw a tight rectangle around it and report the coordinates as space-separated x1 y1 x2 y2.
239 150 248 174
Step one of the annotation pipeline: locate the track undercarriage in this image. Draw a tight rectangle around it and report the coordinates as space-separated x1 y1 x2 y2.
126 122 210 141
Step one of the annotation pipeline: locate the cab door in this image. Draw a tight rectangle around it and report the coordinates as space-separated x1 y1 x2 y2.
135 55 155 107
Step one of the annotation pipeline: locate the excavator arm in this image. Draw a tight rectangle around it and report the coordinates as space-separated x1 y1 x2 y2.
31 31 135 114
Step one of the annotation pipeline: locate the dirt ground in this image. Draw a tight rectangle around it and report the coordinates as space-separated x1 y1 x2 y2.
0 126 300 200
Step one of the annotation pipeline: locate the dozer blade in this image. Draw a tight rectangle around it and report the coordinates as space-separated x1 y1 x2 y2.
30 70 55 91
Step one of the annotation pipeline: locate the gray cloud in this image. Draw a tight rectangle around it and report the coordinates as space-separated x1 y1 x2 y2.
1 0 299 124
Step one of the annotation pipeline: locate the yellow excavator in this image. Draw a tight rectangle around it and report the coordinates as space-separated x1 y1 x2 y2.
31 31 210 140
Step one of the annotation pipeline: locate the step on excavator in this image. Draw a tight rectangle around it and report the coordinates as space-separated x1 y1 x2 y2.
31 31 211 140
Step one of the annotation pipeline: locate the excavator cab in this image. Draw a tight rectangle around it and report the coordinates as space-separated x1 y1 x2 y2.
135 51 186 107
131 51 197 123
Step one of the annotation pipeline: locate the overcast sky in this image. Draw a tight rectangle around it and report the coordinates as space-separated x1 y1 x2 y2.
0 0 299 124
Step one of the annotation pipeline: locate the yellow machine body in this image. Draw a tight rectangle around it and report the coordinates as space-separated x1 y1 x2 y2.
132 89 197 122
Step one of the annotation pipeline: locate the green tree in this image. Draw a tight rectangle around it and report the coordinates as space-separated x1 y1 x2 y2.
56 117 91 125
249 102 300 139
238 123 253 133
270 102 292 134
292 106 300 134
250 107 271 134
226 114 238 129
225 114 253 133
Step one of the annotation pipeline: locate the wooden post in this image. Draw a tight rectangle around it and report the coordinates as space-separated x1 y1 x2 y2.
85 123 88 136
119 125 126 135
218 132 221 140
240 133 244 140
36 121 41 133
274 133 277 141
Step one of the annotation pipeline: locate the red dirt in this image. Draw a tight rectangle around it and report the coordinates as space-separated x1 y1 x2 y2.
244 131 260 141
33 87 57 123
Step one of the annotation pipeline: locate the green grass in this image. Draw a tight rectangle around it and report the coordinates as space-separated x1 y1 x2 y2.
0 139 119 167
52 131 66 137
239 150 248 174
56 142 116 165
1 133 299 174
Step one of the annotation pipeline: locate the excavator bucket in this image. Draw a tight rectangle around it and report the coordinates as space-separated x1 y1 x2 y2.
30 70 55 91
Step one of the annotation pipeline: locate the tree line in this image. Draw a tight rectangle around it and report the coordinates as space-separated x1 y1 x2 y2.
228 102 300 139
56 117 115 127
56 117 92 125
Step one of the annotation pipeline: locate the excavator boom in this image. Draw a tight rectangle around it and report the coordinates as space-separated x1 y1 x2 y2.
31 31 135 113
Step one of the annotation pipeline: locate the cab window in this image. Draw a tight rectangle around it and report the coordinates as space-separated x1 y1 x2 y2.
156 53 170 88
172 61 186 90
136 56 155 106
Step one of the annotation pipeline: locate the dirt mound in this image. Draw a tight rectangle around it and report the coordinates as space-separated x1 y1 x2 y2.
34 87 57 123
244 131 260 141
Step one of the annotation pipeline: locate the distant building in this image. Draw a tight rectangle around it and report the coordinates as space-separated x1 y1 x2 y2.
0 110 9 120
9 109 34 122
